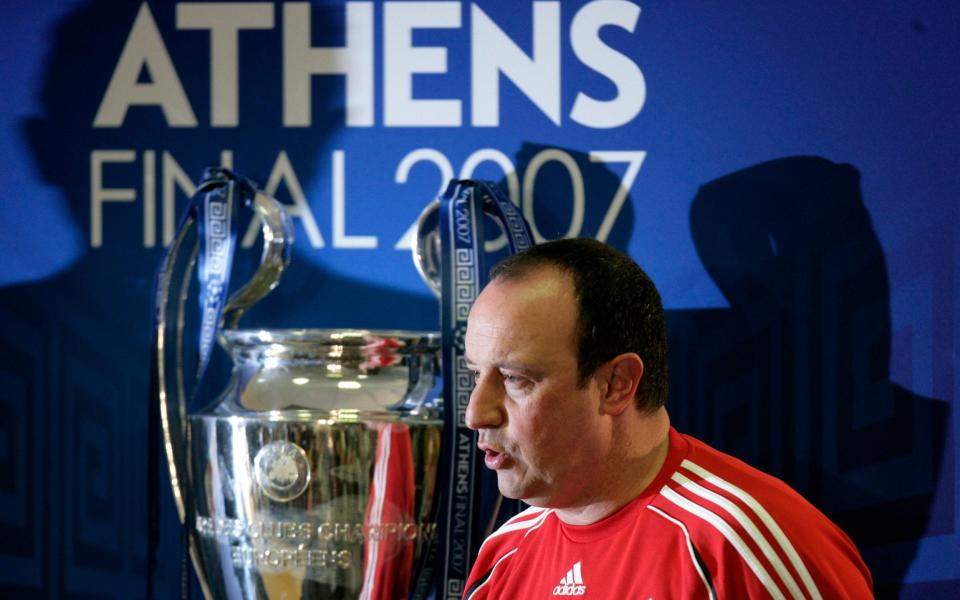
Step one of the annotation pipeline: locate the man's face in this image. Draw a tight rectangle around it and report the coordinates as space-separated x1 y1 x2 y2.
465 266 609 508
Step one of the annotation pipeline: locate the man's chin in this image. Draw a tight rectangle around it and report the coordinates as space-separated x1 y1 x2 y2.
496 484 522 501
495 475 524 501
496 477 547 506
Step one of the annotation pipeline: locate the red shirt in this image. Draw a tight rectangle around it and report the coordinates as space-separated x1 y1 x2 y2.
464 428 872 599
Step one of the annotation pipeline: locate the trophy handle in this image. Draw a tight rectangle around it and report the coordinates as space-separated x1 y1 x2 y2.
221 189 293 328
156 182 292 521
151 173 292 598
412 199 442 299
155 213 198 526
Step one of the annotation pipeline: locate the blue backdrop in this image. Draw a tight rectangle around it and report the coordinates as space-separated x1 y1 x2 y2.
0 1 956 597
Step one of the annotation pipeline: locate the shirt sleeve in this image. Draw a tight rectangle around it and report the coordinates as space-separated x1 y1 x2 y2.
663 447 873 600
705 519 873 600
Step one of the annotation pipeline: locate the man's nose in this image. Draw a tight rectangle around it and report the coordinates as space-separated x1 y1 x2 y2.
464 376 505 430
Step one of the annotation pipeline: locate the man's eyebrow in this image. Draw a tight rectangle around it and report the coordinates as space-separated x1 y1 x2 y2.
465 357 518 372
463 356 546 378
494 361 546 379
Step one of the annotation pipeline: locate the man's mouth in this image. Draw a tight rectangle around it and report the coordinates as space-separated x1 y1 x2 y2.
479 443 507 469
484 449 506 469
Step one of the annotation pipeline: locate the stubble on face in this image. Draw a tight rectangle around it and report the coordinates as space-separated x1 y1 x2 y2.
466 266 607 508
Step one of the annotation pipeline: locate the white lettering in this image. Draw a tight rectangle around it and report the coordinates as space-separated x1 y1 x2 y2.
95 1 647 130
383 2 462 126
393 148 454 250
453 199 473 246
143 150 156 247
522 149 584 242
283 2 374 127
89 146 639 250
570 0 645 128
176 2 274 127
332 150 377 248
589 150 645 242
90 150 136 247
552 584 587 596
94 3 197 127
471 2 560 126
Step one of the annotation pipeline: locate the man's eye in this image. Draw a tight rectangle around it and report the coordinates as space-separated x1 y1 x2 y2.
502 373 527 387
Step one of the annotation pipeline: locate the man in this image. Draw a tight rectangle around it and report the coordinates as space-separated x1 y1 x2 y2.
462 238 872 599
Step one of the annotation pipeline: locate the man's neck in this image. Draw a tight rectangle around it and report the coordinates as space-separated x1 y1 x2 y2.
554 410 671 526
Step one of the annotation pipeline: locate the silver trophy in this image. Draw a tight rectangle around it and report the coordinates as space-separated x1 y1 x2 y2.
154 176 442 599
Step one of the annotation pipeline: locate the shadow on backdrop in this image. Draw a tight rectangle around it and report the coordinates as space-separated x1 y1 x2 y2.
668 156 951 599
0 1 640 597
3 1 426 597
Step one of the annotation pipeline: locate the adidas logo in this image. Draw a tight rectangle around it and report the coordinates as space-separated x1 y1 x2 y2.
552 561 586 596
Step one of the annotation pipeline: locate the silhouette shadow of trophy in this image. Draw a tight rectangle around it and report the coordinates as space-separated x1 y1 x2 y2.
11 3 439 594
667 156 949 598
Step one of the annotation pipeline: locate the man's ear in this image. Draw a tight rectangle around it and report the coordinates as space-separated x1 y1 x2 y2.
599 353 644 416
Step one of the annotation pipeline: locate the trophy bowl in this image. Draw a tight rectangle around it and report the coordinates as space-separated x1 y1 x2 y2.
186 329 442 599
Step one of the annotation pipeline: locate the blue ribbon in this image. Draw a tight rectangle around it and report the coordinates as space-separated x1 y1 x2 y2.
193 168 250 380
436 180 533 598
148 166 257 599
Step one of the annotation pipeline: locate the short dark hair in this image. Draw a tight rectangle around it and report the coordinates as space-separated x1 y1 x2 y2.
490 238 668 411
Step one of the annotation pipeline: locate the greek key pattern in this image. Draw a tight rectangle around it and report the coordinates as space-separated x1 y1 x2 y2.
454 355 472 427
197 188 232 367
454 248 476 322
477 184 533 253
503 210 533 252
491 196 533 252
